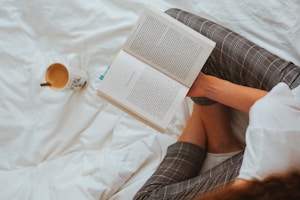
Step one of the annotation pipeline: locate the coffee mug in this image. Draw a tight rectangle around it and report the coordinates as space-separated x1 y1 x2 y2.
41 62 88 90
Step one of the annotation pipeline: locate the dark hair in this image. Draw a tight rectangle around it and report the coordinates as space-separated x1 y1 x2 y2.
197 171 300 200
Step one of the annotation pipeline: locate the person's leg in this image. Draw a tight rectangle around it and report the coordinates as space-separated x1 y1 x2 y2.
134 103 243 200
178 103 242 154
198 103 242 154
177 103 207 148
165 8 300 105
134 104 207 200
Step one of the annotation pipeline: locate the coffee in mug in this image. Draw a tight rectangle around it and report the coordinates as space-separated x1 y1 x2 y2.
41 63 88 90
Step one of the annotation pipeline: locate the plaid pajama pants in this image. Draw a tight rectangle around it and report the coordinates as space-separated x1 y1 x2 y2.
133 142 243 200
167 8 300 105
133 8 300 200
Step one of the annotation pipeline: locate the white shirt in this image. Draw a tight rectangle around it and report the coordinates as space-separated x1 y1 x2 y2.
238 83 300 180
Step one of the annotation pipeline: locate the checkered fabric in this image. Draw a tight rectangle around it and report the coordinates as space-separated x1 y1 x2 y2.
133 142 243 200
165 8 300 105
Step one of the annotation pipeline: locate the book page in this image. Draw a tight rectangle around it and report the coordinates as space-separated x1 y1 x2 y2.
123 6 215 87
97 50 189 131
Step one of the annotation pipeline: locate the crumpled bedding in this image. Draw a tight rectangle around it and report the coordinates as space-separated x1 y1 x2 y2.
0 0 299 199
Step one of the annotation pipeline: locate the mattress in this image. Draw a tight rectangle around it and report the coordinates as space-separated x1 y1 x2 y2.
1 0 299 199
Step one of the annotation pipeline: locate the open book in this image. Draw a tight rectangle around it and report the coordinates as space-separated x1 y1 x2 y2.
97 6 215 132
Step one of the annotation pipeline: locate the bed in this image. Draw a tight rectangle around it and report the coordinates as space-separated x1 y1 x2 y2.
1 0 299 199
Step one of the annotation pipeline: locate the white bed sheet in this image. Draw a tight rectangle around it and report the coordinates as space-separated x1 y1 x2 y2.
0 0 299 200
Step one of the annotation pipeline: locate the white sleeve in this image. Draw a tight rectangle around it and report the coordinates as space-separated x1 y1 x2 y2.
238 83 300 180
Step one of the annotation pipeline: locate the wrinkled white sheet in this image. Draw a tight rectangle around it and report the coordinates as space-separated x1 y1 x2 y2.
0 0 299 199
